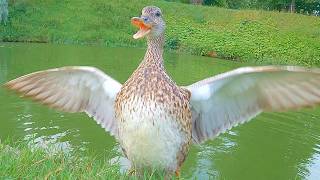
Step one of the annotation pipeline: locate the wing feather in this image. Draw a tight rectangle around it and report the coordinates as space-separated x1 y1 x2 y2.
4 66 121 137
186 66 320 144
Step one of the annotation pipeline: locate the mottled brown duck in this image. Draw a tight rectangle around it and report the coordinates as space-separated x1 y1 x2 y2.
4 6 320 177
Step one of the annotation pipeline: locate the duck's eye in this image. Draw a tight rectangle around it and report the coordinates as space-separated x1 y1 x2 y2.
155 12 161 17
143 17 148 22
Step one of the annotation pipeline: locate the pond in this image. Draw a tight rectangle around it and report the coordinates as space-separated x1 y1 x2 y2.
0 43 320 179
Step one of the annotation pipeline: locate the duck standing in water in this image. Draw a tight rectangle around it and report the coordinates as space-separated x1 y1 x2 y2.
5 6 320 177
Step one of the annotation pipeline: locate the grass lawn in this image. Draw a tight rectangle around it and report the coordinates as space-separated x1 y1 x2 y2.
0 0 319 66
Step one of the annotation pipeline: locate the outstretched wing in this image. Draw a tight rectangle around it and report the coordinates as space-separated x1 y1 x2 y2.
186 66 320 144
4 66 121 137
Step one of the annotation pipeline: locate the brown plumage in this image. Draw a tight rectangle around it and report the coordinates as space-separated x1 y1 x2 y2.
115 7 192 174
4 5 320 177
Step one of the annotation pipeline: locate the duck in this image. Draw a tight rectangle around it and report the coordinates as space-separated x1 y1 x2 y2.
4 6 320 177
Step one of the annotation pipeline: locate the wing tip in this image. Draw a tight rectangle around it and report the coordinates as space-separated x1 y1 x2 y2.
3 80 14 89
3 79 23 95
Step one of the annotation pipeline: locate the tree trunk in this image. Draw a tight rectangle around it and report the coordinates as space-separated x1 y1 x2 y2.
190 0 203 5
0 0 8 24
289 0 296 13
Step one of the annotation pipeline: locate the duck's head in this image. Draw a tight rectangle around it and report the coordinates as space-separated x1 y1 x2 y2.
131 6 165 39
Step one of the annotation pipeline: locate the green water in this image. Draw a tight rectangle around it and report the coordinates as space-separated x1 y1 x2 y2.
0 43 320 179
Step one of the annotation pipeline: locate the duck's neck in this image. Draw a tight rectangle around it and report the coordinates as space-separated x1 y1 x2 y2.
143 35 164 66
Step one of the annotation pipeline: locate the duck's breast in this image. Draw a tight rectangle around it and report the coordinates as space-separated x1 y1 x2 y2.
117 96 188 170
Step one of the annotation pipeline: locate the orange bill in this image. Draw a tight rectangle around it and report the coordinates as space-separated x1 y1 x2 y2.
131 17 152 39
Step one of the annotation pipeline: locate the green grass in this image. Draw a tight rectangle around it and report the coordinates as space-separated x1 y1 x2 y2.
0 0 320 65
0 139 170 179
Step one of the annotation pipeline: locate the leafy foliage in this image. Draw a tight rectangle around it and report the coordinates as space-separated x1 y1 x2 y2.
194 0 320 15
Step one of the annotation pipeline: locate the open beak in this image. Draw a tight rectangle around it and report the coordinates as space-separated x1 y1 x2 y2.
131 17 152 39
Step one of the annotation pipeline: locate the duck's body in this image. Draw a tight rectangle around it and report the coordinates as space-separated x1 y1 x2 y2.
5 6 320 178
115 35 191 171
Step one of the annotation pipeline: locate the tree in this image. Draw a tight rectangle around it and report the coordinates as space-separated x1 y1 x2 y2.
295 0 320 15
180 0 320 15
204 0 320 15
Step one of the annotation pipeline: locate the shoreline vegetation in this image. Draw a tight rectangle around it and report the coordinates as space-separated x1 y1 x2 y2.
0 0 319 66
0 139 120 179
0 139 170 179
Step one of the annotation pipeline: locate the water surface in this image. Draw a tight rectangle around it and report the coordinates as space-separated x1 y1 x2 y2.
0 43 320 179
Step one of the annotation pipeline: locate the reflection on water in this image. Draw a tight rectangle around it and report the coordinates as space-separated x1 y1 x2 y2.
0 43 320 179
306 144 320 179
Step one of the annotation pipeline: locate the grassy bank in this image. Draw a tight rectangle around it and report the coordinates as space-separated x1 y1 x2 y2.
0 0 319 65
0 139 120 179
0 140 169 179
